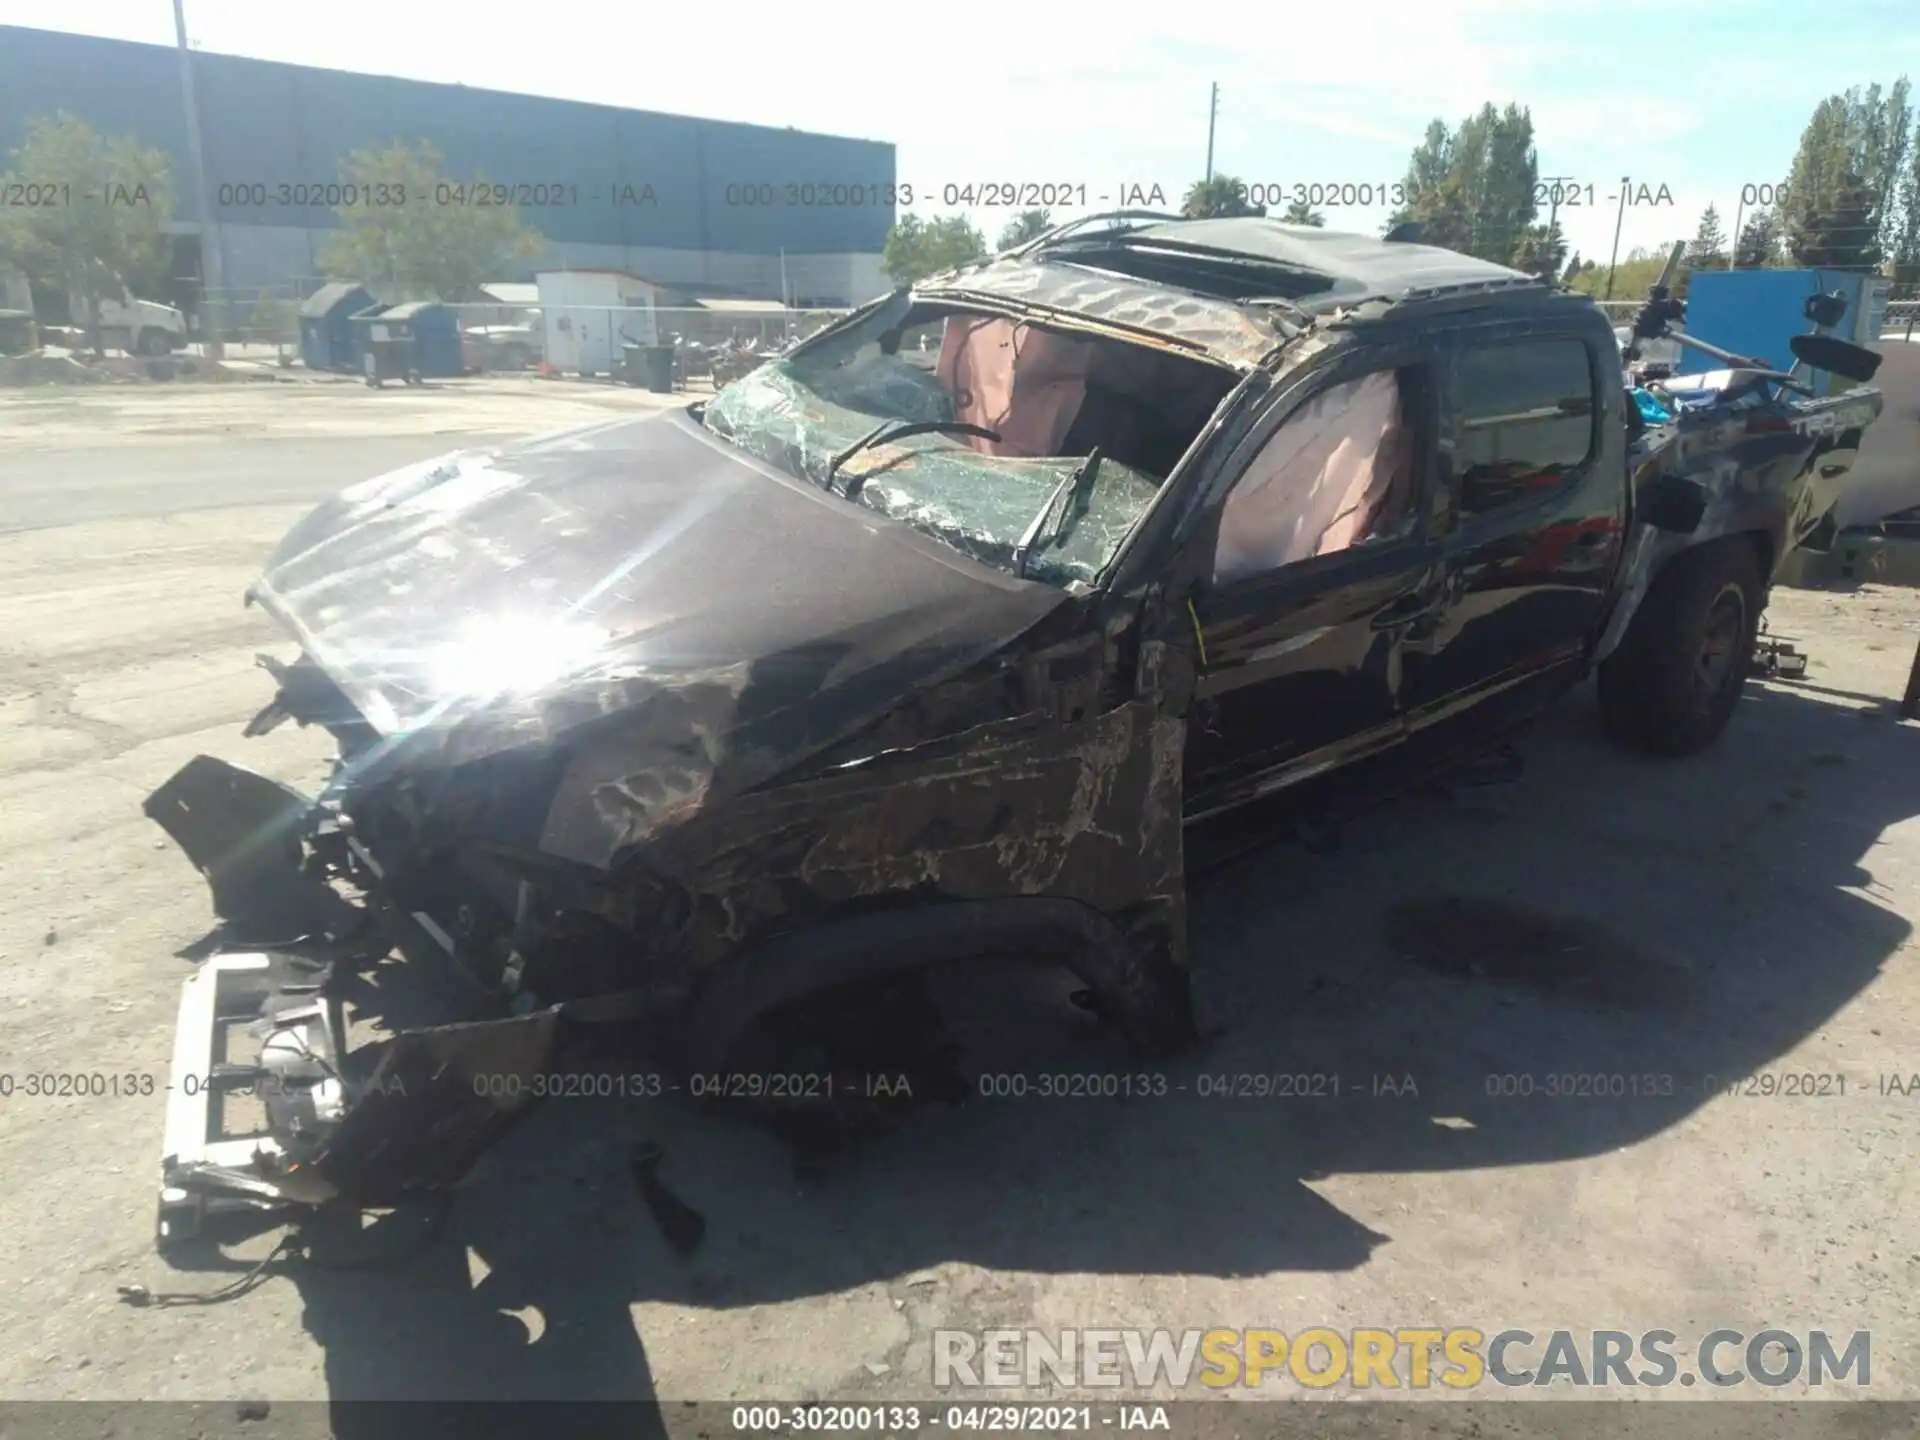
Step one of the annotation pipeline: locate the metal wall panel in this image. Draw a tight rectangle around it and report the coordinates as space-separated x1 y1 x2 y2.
0 25 894 256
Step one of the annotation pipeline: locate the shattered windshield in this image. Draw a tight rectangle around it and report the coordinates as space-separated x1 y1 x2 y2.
701 295 1235 587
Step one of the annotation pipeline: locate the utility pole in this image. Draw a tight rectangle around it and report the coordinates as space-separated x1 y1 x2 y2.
1540 174 1575 234
1205 83 1218 183
1535 173 1574 278
1603 175 1630 300
173 0 225 357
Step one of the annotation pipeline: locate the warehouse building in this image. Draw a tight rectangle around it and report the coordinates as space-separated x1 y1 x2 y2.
0 24 895 306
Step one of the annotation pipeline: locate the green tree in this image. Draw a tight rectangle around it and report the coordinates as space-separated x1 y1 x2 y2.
1857 79 1913 259
1566 245 1681 301
996 208 1053 251
316 140 545 300
1687 204 1729 271
1893 138 1920 283
1388 103 1539 264
1280 198 1325 227
1510 222 1566 279
1181 174 1264 219
0 112 173 349
1734 207 1784 268
1780 81 1912 270
881 214 987 284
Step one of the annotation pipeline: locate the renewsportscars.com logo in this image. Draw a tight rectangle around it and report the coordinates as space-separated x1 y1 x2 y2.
931 1328 1872 1391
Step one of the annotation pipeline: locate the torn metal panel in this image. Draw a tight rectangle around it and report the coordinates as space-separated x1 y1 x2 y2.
1597 382 1886 662
156 946 575 1233
628 695 1188 983
142 755 357 938
309 1010 563 1206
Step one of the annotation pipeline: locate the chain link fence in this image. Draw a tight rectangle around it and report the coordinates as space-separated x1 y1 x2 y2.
187 285 308 361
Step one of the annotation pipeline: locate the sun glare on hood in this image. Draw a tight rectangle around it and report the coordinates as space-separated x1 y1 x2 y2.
425 615 615 698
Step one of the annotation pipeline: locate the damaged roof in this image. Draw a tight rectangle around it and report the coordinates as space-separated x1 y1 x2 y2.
1130 219 1528 289
917 254 1287 371
920 216 1548 370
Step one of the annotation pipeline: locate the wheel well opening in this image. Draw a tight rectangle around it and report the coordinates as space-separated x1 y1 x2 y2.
1735 528 1773 580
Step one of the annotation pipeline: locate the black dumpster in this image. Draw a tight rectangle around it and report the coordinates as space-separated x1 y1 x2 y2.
640 343 676 394
356 309 422 388
618 340 646 387
0 309 36 356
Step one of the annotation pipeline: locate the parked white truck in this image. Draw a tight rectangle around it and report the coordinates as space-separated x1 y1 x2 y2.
0 269 188 355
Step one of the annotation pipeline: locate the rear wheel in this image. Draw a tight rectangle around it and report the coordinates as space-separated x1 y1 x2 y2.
134 328 174 356
1598 539 1763 756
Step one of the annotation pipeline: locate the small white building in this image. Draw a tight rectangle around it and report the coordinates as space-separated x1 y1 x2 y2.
535 269 672 376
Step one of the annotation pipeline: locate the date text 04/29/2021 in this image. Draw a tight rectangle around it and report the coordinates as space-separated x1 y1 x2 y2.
726 1404 1172 1433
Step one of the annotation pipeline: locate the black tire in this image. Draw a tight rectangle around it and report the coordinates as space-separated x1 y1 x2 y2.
1598 539 1763 757
134 328 173 356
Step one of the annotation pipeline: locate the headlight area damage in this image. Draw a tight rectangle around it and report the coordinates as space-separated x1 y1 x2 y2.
142 421 1199 1250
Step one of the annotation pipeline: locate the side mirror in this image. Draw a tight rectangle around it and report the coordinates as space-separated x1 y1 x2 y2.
1789 332 1882 383
1639 473 1709 535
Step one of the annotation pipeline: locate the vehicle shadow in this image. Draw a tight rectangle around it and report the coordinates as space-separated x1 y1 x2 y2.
276 673 1916 1418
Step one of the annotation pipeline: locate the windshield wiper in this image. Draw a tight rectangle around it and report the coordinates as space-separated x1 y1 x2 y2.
1012 448 1103 580
823 419 1003 498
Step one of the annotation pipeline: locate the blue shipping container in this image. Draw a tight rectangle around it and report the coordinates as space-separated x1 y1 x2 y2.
1680 269 1888 396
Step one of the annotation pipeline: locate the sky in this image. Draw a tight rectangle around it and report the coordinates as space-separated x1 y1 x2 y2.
7 0 1920 263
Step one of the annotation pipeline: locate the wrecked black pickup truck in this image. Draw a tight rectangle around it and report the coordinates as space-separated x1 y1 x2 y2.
145 215 1884 1248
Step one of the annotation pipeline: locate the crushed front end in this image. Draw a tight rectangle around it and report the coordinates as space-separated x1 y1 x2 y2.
138 298 1247 1248
145 619 1196 1250
143 665 637 1248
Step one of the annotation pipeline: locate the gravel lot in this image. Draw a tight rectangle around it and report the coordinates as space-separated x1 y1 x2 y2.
0 378 1916 1427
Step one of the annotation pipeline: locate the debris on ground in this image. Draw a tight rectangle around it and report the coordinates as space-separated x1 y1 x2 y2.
0 348 290 387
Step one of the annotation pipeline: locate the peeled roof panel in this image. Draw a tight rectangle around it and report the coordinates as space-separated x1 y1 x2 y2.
1127 218 1530 293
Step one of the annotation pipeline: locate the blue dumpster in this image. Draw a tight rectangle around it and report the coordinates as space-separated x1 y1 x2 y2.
375 301 463 378
298 282 374 371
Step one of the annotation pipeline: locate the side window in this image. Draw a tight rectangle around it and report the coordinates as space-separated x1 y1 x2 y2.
1213 368 1416 585
1454 338 1597 519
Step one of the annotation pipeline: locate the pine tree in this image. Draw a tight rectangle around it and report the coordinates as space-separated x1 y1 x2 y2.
1734 208 1783 268
1687 205 1728 270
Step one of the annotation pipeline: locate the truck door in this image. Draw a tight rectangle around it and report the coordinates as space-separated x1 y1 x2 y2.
1398 323 1627 760
1183 349 1443 820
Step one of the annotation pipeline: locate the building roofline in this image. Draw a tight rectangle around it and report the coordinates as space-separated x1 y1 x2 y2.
0 23 895 151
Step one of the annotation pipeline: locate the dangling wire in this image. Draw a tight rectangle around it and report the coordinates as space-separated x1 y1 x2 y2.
117 1231 300 1309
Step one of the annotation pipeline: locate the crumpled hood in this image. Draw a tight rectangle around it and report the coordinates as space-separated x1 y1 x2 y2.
250 409 1068 788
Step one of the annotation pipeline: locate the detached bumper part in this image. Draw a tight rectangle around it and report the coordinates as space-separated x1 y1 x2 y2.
149 755 574 1251
158 951 346 1249
142 754 357 940
157 949 567 1247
